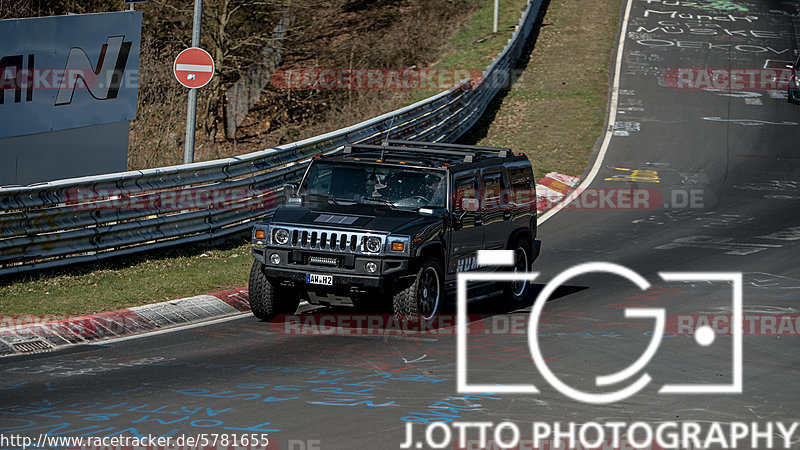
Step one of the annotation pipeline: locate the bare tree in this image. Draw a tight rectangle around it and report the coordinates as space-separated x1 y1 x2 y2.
200 0 286 140
0 0 122 19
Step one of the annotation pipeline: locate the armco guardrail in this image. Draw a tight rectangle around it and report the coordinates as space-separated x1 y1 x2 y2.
0 0 542 276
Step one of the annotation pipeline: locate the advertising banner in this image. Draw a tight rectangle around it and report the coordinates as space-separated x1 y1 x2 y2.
0 11 141 139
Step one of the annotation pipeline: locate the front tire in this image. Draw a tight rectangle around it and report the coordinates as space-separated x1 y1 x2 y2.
248 261 300 321
392 257 443 321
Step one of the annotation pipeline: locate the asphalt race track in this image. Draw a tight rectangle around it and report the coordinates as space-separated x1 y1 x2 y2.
2 0 800 449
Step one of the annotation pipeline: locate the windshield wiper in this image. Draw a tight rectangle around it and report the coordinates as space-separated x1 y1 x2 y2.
360 197 396 207
304 193 340 205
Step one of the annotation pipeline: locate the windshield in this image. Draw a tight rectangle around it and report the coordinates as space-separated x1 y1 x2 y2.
299 161 447 208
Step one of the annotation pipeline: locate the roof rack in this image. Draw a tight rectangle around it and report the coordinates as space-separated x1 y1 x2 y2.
342 141 510 163
387 139 511 156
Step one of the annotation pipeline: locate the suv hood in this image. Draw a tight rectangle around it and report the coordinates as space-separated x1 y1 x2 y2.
271 203 441 235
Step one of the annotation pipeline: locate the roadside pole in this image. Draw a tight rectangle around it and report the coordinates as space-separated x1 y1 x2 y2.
493 0 498 33
184 0 203 164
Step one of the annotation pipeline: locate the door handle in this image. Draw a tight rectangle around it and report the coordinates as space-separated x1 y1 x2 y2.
452 214 463 230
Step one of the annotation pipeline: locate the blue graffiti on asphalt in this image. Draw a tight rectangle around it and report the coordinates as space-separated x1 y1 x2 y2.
176 376 397 407
365 373 447 383
147 362 353 376
0 366 450 438
0 400 278 437
401 394 503 423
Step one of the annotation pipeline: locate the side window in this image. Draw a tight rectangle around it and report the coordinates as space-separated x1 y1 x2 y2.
483 172 503 190
454 176 478 211
510 165 534 190
481 170 507 210
509 164 535 206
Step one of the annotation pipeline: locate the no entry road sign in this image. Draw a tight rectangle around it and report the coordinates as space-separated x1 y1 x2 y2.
173 47 214 89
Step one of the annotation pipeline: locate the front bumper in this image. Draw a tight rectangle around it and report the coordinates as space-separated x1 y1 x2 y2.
252 246 409 288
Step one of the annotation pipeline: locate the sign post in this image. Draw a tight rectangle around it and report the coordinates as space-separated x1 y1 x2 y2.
177 0 208 164
493 0 499 33
123 0 145 11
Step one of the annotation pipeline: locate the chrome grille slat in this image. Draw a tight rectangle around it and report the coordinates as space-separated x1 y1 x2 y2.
272 226 383 255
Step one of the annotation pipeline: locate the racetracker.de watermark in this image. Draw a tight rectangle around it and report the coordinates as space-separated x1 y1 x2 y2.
63 186 704 212
0 314 66 329
669 314 800 336
0 68 139 91
65 188 279 211
271 314 484 336
664 68 793 90
549 188 704 210
0 432 275 450
270 68 484 91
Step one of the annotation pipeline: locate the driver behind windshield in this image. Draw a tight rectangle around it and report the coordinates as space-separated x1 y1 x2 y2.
382 172 426 198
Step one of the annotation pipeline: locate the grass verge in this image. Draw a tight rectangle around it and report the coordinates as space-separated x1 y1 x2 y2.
0 238 253 317
462 0 621 180
0 0 621 318
407 0 532 104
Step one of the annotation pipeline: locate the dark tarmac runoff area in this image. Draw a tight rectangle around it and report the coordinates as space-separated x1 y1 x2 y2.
2 0 800 449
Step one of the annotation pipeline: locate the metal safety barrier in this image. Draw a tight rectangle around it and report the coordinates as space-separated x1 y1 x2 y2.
0 0 543 276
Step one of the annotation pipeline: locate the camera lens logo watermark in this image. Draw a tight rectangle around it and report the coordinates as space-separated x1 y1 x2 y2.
456 257 743 404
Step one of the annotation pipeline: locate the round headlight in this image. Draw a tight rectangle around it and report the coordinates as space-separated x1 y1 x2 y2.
365 261 378 273
274 228 290 245
365 237 381 253
270 253 281 265
793 74 800 87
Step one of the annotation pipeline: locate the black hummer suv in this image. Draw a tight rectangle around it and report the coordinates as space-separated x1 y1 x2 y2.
249 140 541 321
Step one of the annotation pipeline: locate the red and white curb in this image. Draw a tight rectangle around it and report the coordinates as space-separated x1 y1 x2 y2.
0 287 250 357
536 172 580 212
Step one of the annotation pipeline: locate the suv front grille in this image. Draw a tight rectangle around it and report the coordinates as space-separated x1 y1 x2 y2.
281 226 383 255
294 230 358 251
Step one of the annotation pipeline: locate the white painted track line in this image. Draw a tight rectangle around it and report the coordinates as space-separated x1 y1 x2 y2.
537 0 633 225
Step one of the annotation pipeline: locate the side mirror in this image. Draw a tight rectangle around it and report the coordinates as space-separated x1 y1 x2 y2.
283 183 298 202
461 197 480 212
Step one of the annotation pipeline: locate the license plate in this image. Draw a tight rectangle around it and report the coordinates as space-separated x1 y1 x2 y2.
306 273 333 286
